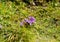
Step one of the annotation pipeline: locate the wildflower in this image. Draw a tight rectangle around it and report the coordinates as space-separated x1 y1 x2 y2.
25 16 35 25
20 16 36 26
29 16 35 23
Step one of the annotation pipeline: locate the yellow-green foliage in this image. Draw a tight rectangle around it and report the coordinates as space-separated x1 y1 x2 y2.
0 0 60 42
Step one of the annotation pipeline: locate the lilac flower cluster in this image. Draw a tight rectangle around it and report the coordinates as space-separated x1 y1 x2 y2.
20 16 36 26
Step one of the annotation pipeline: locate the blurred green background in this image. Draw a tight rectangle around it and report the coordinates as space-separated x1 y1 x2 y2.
0 0 60 42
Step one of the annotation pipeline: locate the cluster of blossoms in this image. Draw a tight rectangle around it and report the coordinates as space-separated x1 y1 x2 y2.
20 16 36 26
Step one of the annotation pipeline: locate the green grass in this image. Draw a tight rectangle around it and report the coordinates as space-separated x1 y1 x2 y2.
0 0 60 42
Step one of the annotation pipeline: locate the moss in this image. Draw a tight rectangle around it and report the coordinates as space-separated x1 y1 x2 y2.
0 0 60 42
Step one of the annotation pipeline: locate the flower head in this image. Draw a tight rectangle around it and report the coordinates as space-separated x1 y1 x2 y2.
20 16 36 26
29 16 35 23
25 16 35 25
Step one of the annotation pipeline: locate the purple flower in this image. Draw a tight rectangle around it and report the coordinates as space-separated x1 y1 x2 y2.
28 16 35 25
20 16 36 26
24 16 35 25
29 16 35 23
